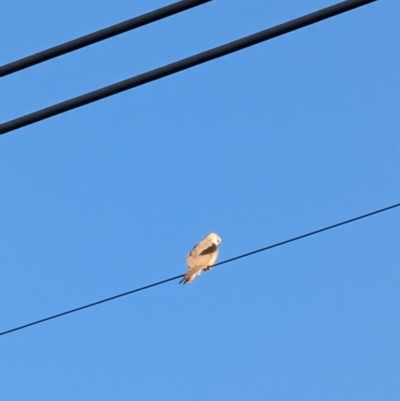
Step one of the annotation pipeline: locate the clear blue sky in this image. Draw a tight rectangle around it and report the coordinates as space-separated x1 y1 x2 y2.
1 0 399 399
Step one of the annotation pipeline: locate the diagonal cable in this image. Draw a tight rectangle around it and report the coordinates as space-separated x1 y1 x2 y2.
0 0 213 77
1 200 398 336
0 0 378 134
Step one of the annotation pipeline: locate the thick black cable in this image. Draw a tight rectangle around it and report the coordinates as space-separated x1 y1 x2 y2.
0 0 378 135
0 0 213 77
1 201 398 336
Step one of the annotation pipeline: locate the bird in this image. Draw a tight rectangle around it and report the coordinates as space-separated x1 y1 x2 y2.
179 233 222 284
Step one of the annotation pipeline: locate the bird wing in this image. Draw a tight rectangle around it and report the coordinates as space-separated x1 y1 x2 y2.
187 238 219 270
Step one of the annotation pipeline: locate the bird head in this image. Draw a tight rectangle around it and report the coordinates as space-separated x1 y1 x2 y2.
206 233 222 246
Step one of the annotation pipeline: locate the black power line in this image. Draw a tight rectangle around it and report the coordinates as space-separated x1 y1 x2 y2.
0 275 184 337
1 201 398 337
0 0 213 77
0 0 378 135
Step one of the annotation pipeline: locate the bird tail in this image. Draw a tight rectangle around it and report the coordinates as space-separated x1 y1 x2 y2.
179 268 202 285
179 274 191 285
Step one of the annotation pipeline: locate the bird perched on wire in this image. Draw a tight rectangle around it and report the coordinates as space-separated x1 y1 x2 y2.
180 233 222 285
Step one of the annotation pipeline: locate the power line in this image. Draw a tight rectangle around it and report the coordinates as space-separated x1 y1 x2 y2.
0 0 213 77
0 275 184 337
213 202 400 267
1 201 398 337
0 0 378 135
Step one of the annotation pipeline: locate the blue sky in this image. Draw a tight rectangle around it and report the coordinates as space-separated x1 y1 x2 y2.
1 0 399 399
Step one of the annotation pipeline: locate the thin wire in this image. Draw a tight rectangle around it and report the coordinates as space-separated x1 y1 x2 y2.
214 202 400 267
0 275 183 336
1 201 398 336
0 0 378 134
0 0 213 77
